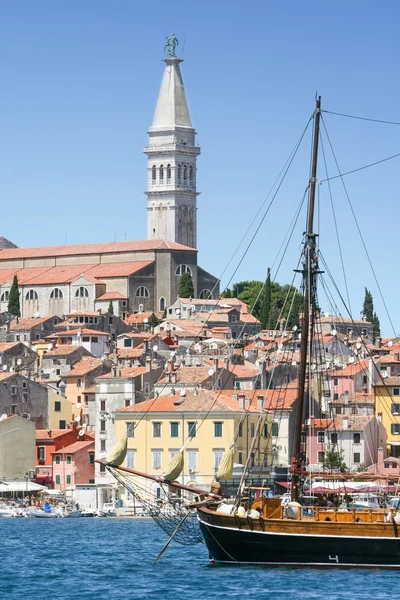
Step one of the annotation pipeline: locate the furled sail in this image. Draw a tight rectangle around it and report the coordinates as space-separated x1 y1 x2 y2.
216 448 234 480
162 450 184 481
107 436 128 466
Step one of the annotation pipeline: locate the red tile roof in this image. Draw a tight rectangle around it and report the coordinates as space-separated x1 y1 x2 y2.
62 357 104 377
36 429 75 440
0 239 195 261
96 367 147 379
158 366 215 385
44 345 84 357
96 291 128 301
89 261 153 278
54 329 108 337
10 317 56 331
52 440 94 454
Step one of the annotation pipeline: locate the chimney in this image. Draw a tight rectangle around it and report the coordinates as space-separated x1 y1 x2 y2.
224 357 229 370
257 394 264 410
376 337 381 348
342 416 349 430
171 372 177 384
143 340 149 352
238 394 245 410
112 367 117 378
213 358 219 373
145 357 152 373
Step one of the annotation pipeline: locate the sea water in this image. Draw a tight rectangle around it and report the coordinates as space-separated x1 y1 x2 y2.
0 518 397 600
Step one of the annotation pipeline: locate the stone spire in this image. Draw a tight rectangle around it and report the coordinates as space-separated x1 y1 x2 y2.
145 48 200 249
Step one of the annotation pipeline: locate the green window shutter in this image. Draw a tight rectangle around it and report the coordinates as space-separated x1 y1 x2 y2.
272 422 279 436
55 475 60 484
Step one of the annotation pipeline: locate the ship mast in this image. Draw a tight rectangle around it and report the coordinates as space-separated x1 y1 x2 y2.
290 96 321 502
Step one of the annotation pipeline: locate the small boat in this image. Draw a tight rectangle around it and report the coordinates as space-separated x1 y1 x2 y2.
0 504 17 518
29 507 64 518
102 502 117 517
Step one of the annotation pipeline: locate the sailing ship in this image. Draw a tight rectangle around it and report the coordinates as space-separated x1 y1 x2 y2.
98 97 400 568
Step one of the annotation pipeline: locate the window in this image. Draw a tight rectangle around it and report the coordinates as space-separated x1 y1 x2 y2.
59 420 66 429
384 462 390 469
54 401 61 412
363 375 368 385
213 449 224 470
318 451 325 463
100 440 106 452
124 339 132 348
50 288 63 299
55 475 61 485
199 289 212 299
55 455 60 465
159 164 164 182
152 450 162 469
100 399 106 412
25 289 38 301
100 421 106 433
126 449 135 469
0 291 9 302
126 422 135 437
37 446 45 461
187 450 197 470
91 336 98 343
333 377 338 386
89 479 95 484
353 433 361 444
75 287 89 298
66 455 72 465
152 422 162 438
152 165 157 181
391 423 400 435
144 382 150 395
250 423 255 438
175 264 192 276
263 423 268 438
353 453 361 463
238 422 243 438
393 388 400 396
189 165 193 184
10 404 17 414
333 393 339 400
331 432 338 444
23 393 28 403
66 475 71 485
159 297 166 311
238 450 243 464
89 454 95 464
392 404 400 414
77 378 82 388
214 422 223 437
317 431 325 444
188 422 196 438
183 164 187 182
272 422 279 437
351 406 357 415
136 286 150 299
170 422 179 438
336 407 342 415
177 163 182 182
167 164 171 182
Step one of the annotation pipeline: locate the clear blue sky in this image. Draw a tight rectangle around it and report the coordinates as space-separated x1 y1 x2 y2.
2 1 400 333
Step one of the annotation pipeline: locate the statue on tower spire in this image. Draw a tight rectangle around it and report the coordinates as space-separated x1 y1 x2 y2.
164 33 179 57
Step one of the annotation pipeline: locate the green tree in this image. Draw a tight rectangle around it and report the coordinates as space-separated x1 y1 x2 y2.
108 300 114 314
322 448 347 472
259 269 271 330
363 288 374 322
178 272 194 298
8 275 20 316
148 312 159 327
373 312 381 339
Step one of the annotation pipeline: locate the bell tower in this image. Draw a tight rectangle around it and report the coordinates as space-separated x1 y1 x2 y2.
145 39 200 249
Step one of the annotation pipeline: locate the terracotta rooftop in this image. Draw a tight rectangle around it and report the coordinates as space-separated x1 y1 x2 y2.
96 366 147 379
116 348 144 359
0 342 22 352
96 291 128 301
331 362 367 377
44 345 84 357
0 239 195 261
36 428 75 440
117 389 264 414
53 329 109 337
9 316 56 331
158 366 216 385
52 440 94 454
375 376 400 387
62 357 104 377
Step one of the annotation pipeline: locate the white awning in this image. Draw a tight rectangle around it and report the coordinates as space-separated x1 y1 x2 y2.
0 481 47 493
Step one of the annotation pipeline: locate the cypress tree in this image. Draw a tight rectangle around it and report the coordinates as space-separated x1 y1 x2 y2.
8 275 20 316
373 312 381 339
108 300 114 314
179 272 194 298
363 288 374 322
259 269 271 330
148 312 159 327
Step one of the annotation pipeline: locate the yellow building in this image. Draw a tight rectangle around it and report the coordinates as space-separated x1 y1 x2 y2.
114 389 272 502
48 388 73 430
374 376 400 457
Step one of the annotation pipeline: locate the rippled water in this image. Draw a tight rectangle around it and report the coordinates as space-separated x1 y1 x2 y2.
0 518 398 599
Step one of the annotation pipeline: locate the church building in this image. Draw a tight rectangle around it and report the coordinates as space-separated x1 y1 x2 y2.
0 43 219 318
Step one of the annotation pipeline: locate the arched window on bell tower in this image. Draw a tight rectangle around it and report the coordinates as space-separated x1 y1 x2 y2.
152 165 157 182
177 164 182 184
183 164 187 183
167 164 171 183
189 165 193 185
159 164 164 182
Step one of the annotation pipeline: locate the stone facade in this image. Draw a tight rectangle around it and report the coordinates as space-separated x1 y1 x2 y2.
0 373 49 428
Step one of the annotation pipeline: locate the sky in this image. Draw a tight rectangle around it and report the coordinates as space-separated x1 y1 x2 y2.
2 1 400 334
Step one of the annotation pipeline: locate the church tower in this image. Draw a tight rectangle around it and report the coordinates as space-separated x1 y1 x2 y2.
145 46 200 249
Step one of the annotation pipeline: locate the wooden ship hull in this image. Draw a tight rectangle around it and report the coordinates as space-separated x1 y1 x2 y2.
197 504 400 568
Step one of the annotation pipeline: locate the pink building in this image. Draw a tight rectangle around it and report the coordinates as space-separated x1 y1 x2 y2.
52 440 95 490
